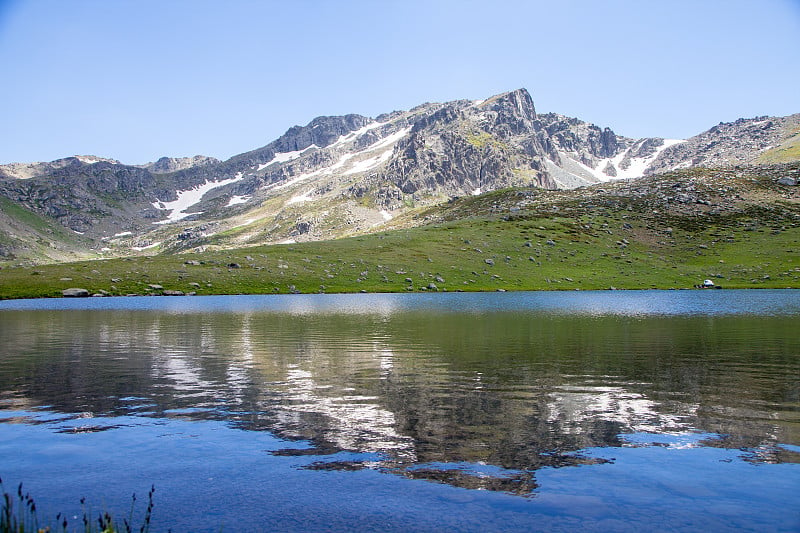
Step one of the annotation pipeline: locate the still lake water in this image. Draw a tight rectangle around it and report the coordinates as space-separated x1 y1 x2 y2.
0 290 798 532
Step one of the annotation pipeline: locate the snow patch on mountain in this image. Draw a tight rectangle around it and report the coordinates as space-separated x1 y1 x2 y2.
591 139 686 181
258 145 318 171
132 241 162 251
154 174 246 224
287 190 314 205
343 149 393 176
370 127 411 151
226 195 250 207
328 121 387 148
265 127 411 192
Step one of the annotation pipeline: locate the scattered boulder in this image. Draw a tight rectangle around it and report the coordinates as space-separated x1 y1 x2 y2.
484 258 495 266
62 288 90 297
777 177 798 186
162 290 185 296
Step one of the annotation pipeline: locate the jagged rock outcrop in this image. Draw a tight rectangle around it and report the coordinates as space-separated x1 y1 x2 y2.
139 155 220 174
382 90 554 201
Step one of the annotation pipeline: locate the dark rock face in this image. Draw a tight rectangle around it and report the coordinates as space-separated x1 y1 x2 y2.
274 115 372 152
536 113 634 166
382 89 555 200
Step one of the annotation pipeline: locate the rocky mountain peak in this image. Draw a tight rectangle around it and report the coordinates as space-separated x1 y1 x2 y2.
140 155 220 174
473 89 538 138
485 88 537 118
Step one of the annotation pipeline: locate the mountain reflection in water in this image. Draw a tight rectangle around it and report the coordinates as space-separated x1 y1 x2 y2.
1 292 799 499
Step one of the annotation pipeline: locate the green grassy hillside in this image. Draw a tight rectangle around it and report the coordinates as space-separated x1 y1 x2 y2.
758 128 800 163
1 165 798 299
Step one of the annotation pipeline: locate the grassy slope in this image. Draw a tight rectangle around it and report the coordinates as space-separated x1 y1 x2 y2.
1 167 798 299
758 132 800 164
0 196 90 264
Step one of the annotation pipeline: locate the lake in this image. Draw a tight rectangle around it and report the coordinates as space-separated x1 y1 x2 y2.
0 290 798 532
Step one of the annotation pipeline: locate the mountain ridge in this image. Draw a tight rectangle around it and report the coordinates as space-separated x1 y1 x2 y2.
0 88 797 266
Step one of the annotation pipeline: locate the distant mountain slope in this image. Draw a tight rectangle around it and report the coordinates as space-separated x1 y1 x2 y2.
0 88 797 266
646 113 800 174
0 156 121 180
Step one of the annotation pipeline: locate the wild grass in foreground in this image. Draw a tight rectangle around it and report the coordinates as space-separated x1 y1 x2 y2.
0 478 154 533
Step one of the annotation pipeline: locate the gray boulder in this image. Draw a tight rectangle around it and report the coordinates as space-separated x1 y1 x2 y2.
62 288 90 297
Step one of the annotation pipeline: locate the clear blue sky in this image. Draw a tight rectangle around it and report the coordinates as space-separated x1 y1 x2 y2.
1 0 798 165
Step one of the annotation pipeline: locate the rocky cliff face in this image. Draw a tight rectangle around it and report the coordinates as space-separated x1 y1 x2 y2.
382 90 554 202
0 88 797 265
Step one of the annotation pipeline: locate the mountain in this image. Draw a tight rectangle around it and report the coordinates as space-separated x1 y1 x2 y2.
646 114 800 174
0 88 797 266
137 155 220 174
